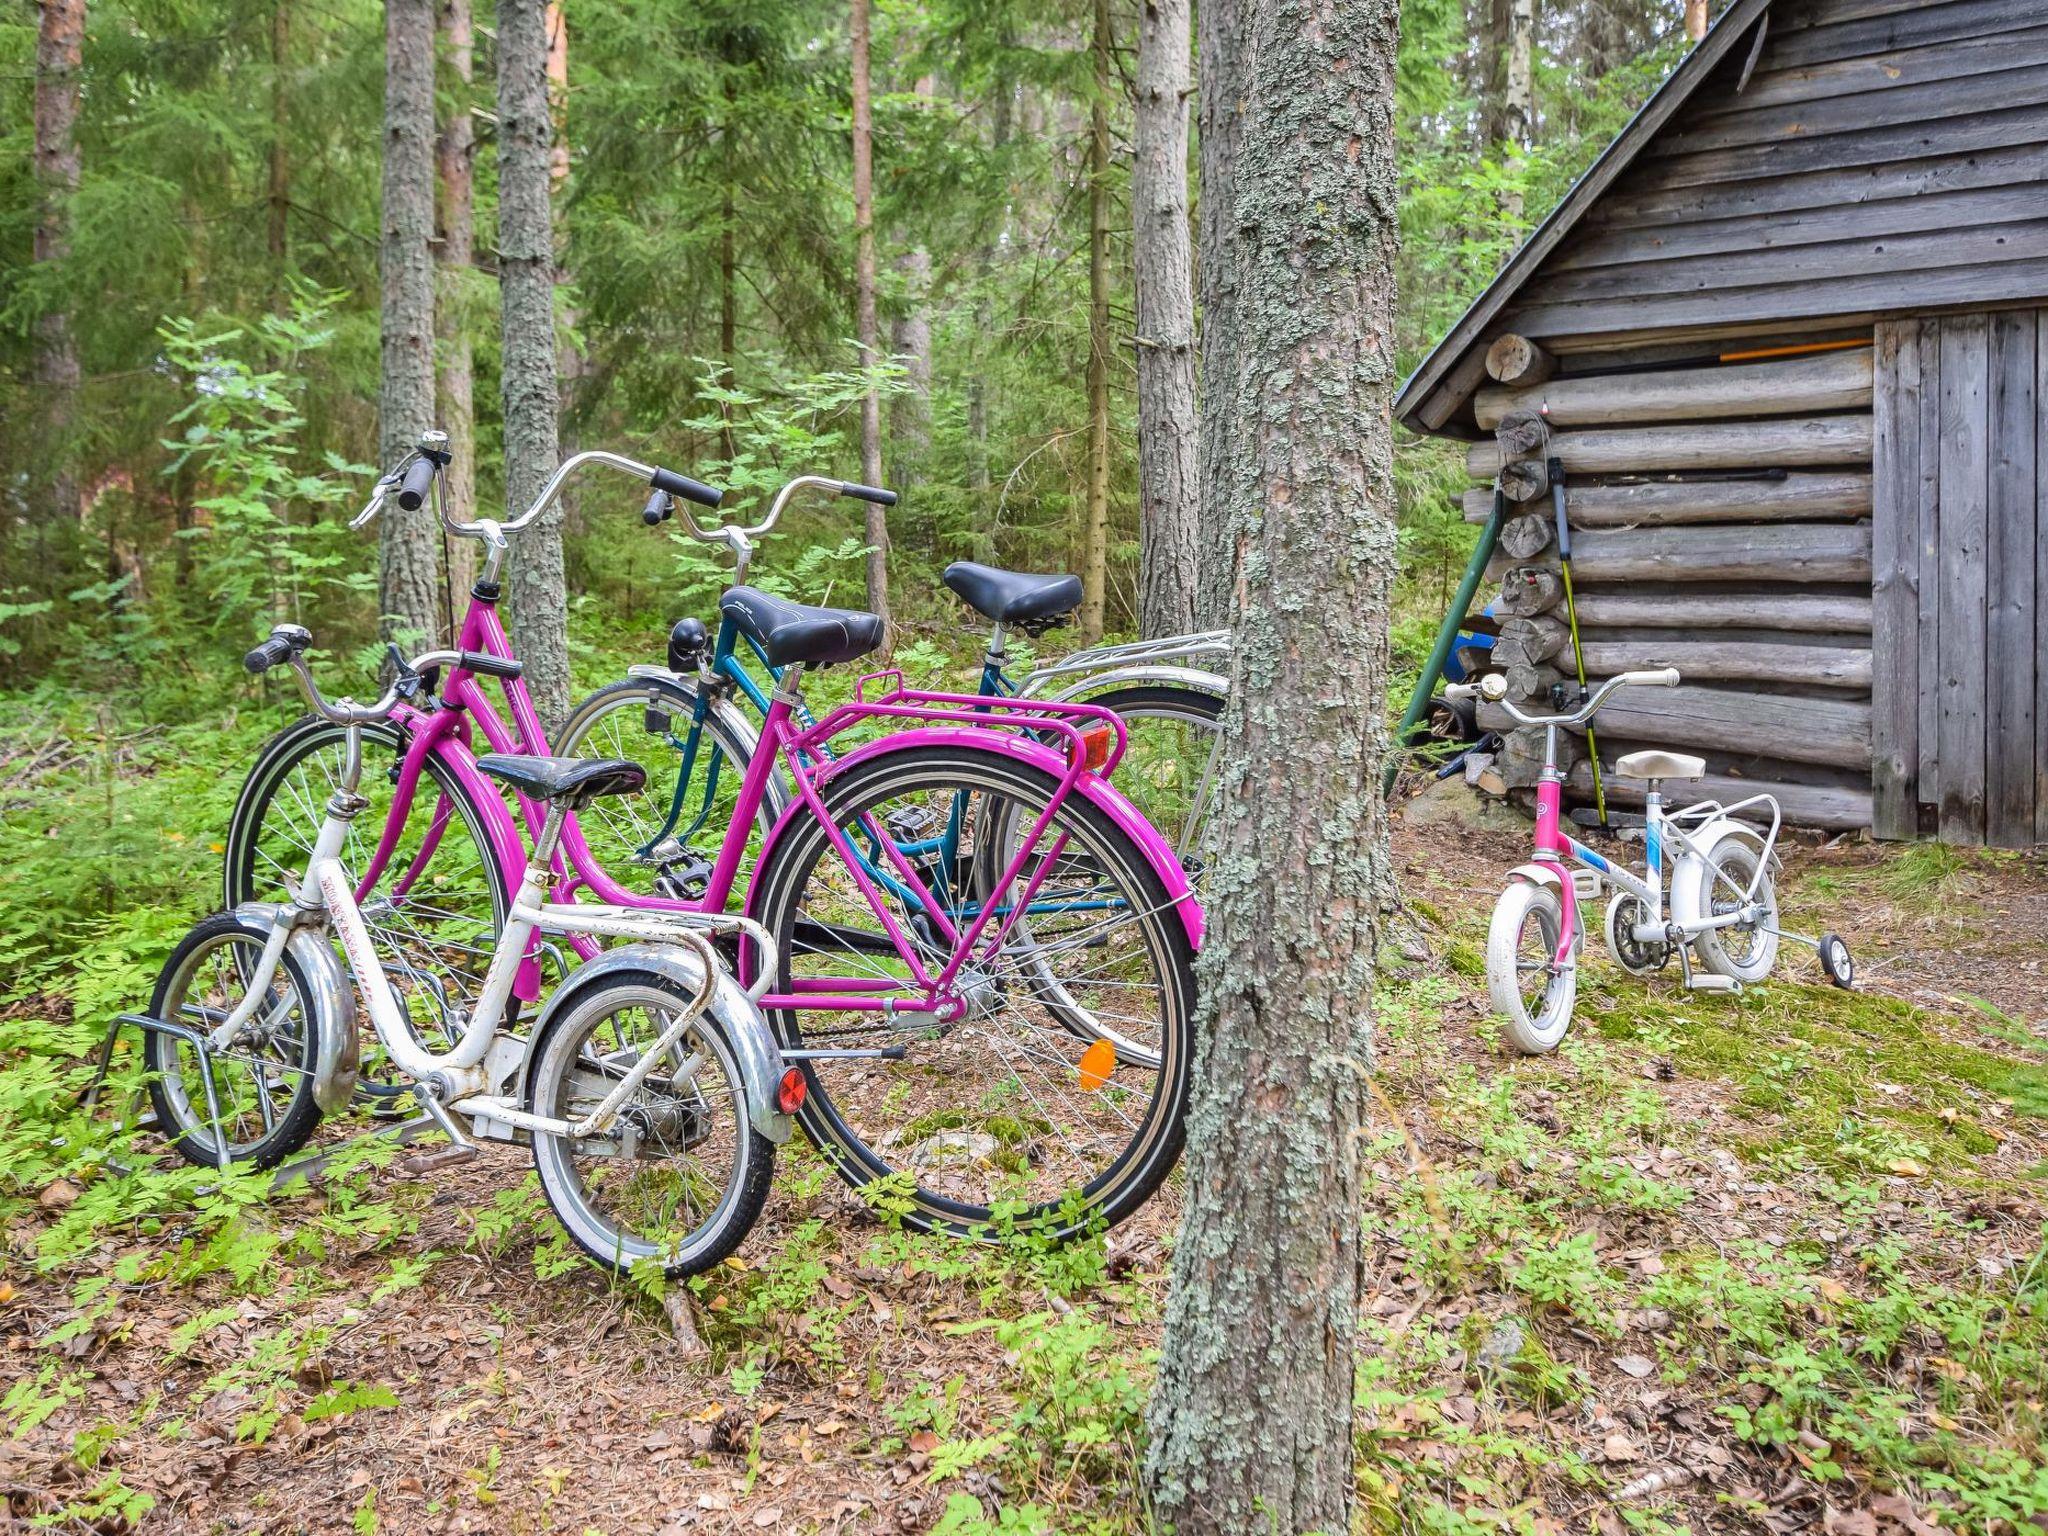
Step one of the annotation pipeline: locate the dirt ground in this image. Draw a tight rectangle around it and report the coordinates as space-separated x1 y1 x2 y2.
5 785 2047 1535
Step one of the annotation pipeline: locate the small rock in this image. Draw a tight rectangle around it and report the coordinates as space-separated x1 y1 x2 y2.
1471 1318 1524 1374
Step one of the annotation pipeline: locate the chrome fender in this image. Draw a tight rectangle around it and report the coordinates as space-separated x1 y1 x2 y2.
234 902 360 1115
1031 664 1230 706
746 725 1203 949
522 940 792 1145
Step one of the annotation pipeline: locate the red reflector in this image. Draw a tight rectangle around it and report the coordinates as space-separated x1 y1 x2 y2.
776 1067 807 1113
1081 726 1114 773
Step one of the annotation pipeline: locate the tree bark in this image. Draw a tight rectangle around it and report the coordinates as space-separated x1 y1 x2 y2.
1190 0 1244 631
436 0 479 633
889 74 935 510
33 0 85 528
1684 0 1708 43
850 0 891 634
269 0 289 268
380 0 442 651
1501 0 1535 220
1132 0 1200 639
498 0 569 730
1080 0 1114 642
1144 1 1402 1532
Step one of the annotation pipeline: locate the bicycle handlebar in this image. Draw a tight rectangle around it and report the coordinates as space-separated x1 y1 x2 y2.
243 623 498 725
1442 667 1680 728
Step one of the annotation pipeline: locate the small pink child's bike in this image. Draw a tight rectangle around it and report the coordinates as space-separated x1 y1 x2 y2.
1444 669 1853 1054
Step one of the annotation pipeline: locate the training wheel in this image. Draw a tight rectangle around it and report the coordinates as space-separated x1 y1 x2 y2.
1819 933 1854 990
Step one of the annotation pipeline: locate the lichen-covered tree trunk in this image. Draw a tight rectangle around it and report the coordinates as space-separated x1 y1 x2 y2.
1501 0 1535 220
1143 0 1402 1530
379 0 442 651
1189 0 1242 634
33 0 85 529
497 0 569 730
889 77 935 515
1080 0 1113 642
436 0 479 633
1132 0 1200 639
850 0 890 635
268 0 288 268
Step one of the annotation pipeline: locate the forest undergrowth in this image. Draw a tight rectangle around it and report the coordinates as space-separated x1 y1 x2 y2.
3 642 2046 1533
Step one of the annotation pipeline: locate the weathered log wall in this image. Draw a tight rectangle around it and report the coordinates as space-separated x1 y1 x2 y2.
1461 335 1880 831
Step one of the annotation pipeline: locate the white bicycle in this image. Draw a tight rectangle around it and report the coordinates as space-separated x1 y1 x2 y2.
125 626 801 1277
1444 670 1853 1054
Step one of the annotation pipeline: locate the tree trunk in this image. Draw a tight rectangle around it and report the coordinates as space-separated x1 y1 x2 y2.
33 0 85 528
498 0 569 730
850 0 890 633
269 0 289 268
1501 0 1535 221
1191 0 1243 631
380 0 442 651
1684 0 1708 43
1132 0 1200 639
719 73 738 462
1144 2 1402 1532
889 74 935 512
1080 0 1114 642
436 0 479 634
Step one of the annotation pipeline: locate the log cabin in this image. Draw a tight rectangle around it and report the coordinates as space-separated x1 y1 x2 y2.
1394 0 2048 845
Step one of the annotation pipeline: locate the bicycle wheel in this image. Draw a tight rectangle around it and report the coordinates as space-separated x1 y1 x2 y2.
555 677 783 901
527 970 776 1278
145 913 325 1169
1069 683 1223 882
1687 835 1779 983
1485 882 1577 1054
750 744 1195 1240
222 715 511 1092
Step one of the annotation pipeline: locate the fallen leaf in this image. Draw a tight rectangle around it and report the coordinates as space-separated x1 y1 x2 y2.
909 1429 940 1454
752 1508 782 1528
1612 1354 1656 1380
39 1181 79 1211
1603 1432 1640 1463
1886 1158 1926 1178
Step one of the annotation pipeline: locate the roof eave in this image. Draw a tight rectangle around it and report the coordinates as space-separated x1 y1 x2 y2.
1393 0 1775 439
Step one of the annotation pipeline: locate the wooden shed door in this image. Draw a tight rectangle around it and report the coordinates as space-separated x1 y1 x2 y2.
1872 313 2045 846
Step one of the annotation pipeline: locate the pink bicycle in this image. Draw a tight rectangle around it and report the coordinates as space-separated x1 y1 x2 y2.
223 436 1202 1237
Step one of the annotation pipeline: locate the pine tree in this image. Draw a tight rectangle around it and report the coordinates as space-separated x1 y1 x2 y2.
379 0 442 650
32 0 85 529
437 0 480 629
498 0 570 729
850 0 890 631
1132 0 1200 639
1145 0 1402 1529
1079 0 1112 642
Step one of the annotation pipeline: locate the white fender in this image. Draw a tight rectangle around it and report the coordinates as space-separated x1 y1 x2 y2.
1506 862 1563 890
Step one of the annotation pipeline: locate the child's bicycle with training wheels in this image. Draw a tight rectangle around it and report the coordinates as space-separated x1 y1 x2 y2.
1442 669 1854 1055
105 627 795 1279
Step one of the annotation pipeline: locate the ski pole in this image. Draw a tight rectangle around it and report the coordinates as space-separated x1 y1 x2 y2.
1548 455 1606 828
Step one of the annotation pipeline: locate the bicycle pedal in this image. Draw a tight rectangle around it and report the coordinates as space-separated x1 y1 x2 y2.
401 1142 480 1174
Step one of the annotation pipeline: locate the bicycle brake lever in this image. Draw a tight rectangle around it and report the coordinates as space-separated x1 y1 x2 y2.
350 475 399 531
387 643 425 701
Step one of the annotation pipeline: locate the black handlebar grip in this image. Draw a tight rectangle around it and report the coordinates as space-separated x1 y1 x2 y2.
642 490 675 526
839 482 899 507
648 466 723 509
243 635 297 674
396 454 440 512
456 651 524 680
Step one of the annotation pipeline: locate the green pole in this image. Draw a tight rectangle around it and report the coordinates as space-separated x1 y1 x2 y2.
1383 487 1505 795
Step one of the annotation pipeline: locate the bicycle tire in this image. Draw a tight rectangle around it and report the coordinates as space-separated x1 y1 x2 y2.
1486 881 1577 1054
749 743 1195 1241
222 714 513 1092
527 969 776 1278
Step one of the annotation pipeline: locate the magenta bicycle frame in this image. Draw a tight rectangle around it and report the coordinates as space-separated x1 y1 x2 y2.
349 589 1201 1015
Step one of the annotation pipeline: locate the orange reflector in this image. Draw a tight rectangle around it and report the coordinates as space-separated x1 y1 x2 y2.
1078 1038 1117 1090
1081 726 1115 772
777 1067 807 1113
